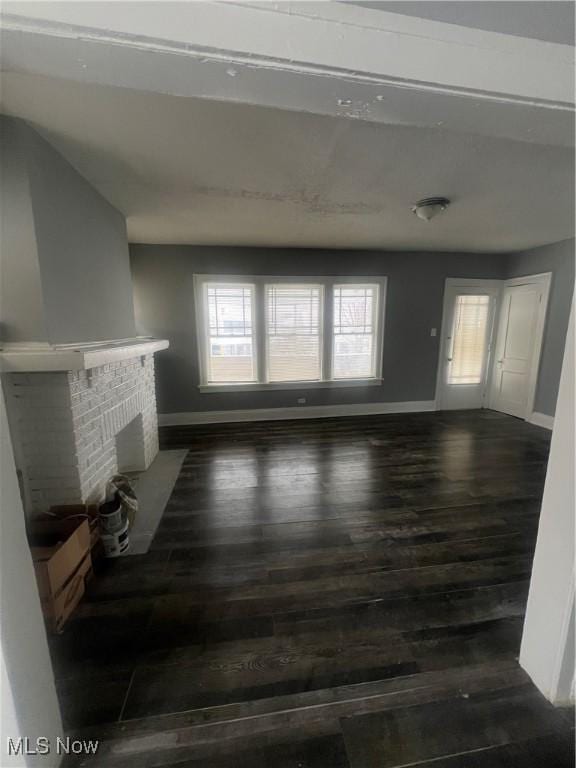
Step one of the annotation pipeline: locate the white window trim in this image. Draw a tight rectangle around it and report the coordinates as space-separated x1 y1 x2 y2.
194 274 387 391
332 281 382 382
196 279 259 386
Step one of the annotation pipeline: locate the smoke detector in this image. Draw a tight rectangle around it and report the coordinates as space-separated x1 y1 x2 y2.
412 197 450 222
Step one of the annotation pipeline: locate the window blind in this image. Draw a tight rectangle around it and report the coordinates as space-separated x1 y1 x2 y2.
205 284 256 382
333 285 377 379
447 294 490 385
266 285 322 382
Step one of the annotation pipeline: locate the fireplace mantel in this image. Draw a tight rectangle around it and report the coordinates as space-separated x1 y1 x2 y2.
0 337 169 372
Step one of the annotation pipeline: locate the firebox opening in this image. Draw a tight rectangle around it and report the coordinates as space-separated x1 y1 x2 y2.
115 413 147 474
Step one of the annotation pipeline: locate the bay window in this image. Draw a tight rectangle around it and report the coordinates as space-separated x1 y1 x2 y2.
195 275 386 390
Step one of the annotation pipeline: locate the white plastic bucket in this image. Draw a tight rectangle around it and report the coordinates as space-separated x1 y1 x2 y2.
99 497 130 557
100 520 130 557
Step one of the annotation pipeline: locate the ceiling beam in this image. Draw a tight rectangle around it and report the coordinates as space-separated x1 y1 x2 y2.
1 1 574 146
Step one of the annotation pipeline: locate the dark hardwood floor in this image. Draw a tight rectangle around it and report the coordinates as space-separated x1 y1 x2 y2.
53 409 575 767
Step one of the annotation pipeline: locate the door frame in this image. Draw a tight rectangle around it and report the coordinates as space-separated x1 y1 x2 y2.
487 272 552 420
436 278 502 410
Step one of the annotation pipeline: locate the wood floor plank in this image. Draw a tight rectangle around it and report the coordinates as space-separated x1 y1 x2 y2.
340 685 569 768
52 410 563 767
121 617 523 718
273 581 529 637
399 731 575 768
156 733 352 768
66 663 531 768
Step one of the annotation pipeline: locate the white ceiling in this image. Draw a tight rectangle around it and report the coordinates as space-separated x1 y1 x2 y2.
1 0 574 253
351 2 575 46
1 71 573 252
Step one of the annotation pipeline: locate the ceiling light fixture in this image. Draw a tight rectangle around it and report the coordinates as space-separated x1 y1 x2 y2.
412 197 450 222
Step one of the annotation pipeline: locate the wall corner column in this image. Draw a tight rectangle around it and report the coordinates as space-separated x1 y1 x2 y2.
520 298 575 705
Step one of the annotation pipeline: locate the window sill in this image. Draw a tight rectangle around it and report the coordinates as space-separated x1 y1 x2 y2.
198 379 383 393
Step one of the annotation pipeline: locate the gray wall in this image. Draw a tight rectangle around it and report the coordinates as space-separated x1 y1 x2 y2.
505 238 574 417
0 116 136 344
130 245 506 414
0 117 48 343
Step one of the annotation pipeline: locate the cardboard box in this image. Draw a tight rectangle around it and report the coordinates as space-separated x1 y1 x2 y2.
28 518 92 633
43 504 101 556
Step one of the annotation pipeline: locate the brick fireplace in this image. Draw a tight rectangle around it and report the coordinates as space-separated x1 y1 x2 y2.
2 339 168 516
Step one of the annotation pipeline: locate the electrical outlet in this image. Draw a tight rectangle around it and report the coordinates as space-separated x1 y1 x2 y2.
430 328 437 337
297 397 306 405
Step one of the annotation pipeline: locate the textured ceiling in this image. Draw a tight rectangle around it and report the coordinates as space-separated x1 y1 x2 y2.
350 2 575 45
1 72 574 252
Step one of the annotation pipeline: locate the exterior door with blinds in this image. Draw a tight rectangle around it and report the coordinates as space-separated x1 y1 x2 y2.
437 280 500 410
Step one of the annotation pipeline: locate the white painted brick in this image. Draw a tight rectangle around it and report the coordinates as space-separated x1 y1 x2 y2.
6 355 160 514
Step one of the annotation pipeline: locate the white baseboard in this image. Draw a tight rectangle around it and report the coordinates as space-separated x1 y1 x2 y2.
159 400 437 426
529 411 555 430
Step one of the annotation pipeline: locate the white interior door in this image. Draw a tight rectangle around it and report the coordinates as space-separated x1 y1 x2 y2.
437 280 500 410
489 275 551 419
